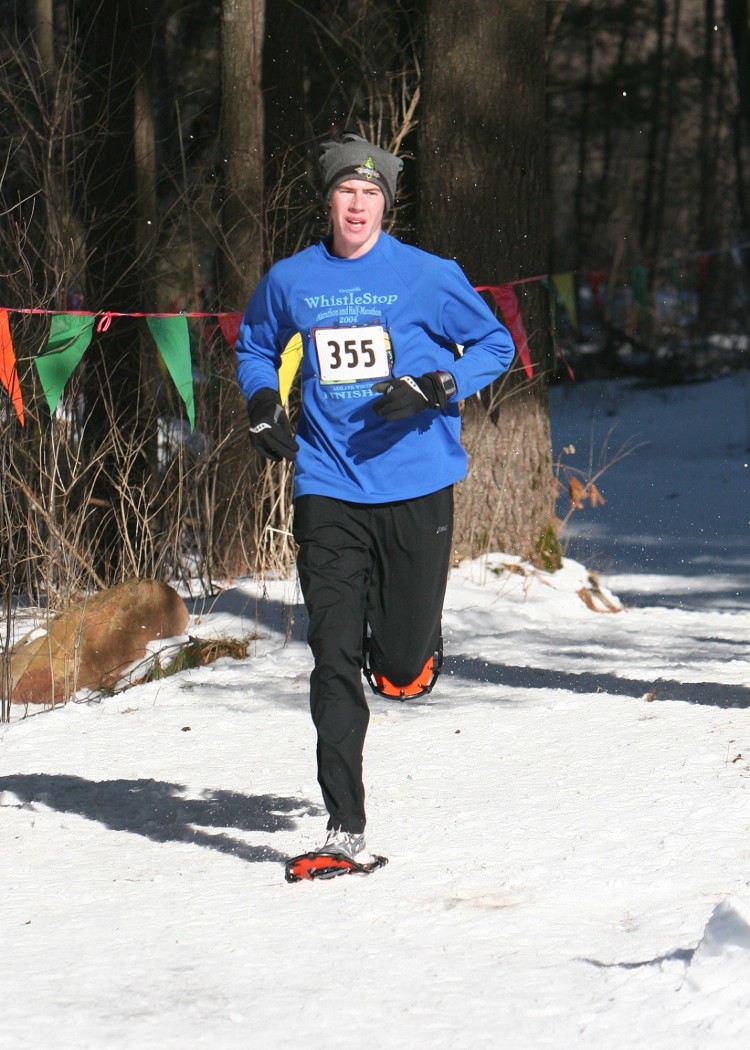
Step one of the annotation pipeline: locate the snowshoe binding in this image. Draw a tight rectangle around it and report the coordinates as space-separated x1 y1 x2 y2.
285 829 388 882
285 851 388 882
363 635 443 701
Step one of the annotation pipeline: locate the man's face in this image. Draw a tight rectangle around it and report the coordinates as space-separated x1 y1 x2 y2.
328 179 386 259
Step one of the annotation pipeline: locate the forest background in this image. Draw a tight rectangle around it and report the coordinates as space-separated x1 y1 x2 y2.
0 0 748 623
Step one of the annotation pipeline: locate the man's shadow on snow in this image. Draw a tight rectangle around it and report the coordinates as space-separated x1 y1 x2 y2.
445 655 750 709
0 773 321 863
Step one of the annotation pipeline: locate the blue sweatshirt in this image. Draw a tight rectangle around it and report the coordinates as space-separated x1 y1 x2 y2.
235 231 515 503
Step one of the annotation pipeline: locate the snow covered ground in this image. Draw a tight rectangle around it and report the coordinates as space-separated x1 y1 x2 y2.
1 372 749 1050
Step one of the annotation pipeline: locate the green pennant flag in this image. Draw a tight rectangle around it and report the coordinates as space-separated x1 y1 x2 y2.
147 315 195 430
35 313 95 413
628 265 649 313
541 277 558 335
551 272 578 329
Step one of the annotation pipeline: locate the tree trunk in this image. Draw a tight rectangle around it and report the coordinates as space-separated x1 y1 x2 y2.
641 0 666 260
651 0 683 268
78 0 156 582
725 0 750 144
699 0 721 328
263 0 310 261
574 31 594 274
724 0 750 297
213 0 267 575
593 12 633 238
220 0 265 305
32 0 54 85
417 0 555 565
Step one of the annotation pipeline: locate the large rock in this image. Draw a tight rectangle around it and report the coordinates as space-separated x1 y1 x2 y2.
9 578 189 707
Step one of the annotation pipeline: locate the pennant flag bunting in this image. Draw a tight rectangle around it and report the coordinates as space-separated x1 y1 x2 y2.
9 232 749 417
588 270 606 310
542 276 558 334
551 272 578 329
218 312 243 349
478 285 534 378
628 265 649 313
0 309 25 425
147 315 195 430
541 280 575 382
35 313 95 413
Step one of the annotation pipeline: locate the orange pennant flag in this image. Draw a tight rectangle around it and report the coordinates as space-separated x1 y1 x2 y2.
0 309 25 425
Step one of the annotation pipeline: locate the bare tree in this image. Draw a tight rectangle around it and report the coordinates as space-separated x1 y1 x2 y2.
201 0 267 576
74 0 157 579
417 0 557 565
220 0 266 304
725 0 750 292
263 0 312 259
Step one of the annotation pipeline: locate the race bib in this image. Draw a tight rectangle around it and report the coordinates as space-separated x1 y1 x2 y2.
312 324 391 385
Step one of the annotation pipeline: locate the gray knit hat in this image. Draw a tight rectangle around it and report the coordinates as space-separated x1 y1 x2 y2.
320 134 403 211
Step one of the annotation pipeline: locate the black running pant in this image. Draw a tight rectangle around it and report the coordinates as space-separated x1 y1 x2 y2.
292 488 454 833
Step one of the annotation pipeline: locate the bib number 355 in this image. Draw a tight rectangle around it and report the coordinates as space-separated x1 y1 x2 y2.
313 324 390 384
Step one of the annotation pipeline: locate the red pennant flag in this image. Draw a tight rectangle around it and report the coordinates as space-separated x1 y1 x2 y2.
0 309 25 425
476 285 533 378
217 312 243 349
588 269 606 310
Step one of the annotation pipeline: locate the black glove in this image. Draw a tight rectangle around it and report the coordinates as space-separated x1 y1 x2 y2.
246 388 299 463
371 372 453 421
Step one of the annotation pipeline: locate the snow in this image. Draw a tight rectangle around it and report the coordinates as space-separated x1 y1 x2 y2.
2 372 750 1049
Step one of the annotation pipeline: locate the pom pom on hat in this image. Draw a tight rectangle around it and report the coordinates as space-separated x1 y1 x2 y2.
320 134 403 211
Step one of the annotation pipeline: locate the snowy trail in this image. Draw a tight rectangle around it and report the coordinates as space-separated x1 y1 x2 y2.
3 564 750 1049
2 374 750 1049
551 373 750 609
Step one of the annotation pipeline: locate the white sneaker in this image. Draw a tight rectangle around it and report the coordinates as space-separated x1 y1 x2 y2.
321 828 372 864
